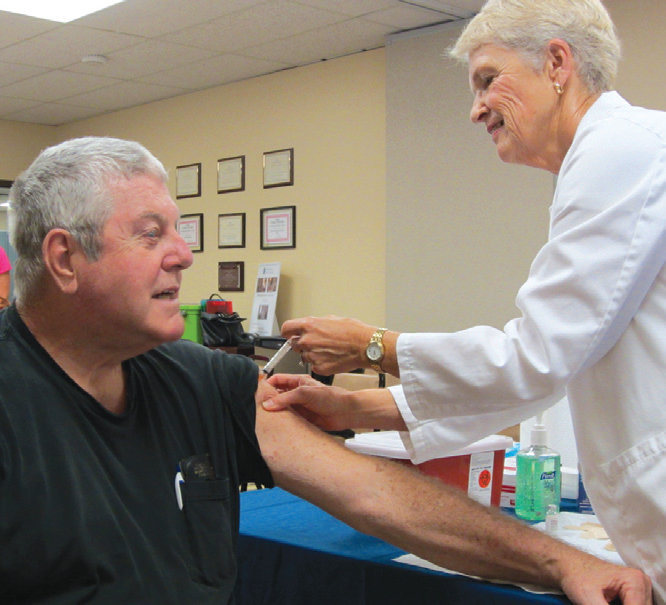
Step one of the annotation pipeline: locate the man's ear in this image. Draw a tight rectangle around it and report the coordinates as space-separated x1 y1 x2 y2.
545 38 574 88
42 229 80 294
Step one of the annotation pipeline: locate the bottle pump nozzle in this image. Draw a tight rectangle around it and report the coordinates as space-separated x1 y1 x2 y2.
530 413 547 447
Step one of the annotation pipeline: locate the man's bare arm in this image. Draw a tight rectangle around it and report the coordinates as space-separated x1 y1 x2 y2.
254 381 651 604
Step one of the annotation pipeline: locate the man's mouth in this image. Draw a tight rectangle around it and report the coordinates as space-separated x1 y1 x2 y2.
488 119 504 135
153 288 178 300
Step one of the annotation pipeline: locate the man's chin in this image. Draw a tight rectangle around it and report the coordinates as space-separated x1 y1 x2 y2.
150 317 187 345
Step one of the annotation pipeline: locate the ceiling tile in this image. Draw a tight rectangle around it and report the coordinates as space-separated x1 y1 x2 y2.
166 0 347 53
3 102 104 126
0 11 58 49
65 40 216 80
137 53 288 90
0 62 48 86
75 0 267 38
60 80 189 112
0 70 120 102
0 25 140 69
243 18 393 65
293 0 397 16
0 96 42 116
364 4 457 28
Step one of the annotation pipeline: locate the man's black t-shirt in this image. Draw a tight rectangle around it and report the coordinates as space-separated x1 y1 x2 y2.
0 305 273 604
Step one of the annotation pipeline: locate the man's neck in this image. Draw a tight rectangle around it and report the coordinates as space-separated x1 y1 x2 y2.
17 302 128 415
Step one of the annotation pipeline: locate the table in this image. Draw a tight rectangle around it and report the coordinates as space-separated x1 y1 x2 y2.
236 487 571 605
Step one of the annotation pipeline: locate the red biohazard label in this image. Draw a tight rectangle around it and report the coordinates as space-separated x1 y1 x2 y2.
478 469 491 489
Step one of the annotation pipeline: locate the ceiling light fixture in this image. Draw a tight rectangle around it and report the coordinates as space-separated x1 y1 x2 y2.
0 0 124 23
82 54 109 65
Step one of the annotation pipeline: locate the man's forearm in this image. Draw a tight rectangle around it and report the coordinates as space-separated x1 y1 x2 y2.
351 455 568 585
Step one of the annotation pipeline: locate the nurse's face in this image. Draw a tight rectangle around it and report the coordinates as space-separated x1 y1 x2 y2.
468 44 559 171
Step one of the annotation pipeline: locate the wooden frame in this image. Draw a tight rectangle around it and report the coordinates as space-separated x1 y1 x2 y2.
263 148 293 188
260 205 296 250
218 212 246 248
176 163 201 198
217 155 245 193
177 213 204 252
218 261 244 291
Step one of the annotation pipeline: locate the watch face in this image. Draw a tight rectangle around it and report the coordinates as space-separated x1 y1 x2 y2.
367 342 382 362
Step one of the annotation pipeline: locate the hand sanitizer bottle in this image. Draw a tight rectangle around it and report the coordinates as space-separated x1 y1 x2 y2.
515 415 561 521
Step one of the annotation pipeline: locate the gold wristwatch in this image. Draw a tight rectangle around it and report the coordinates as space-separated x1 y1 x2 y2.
365 328 387 373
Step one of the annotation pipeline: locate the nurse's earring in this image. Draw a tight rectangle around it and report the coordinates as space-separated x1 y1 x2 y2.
553 82 564 95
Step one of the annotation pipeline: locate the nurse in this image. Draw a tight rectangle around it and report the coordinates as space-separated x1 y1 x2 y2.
265 0 666 602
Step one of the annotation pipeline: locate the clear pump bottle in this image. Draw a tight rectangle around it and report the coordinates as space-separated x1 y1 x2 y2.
515 415 561 522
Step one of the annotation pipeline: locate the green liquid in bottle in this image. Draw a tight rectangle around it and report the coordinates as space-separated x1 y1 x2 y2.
515 446 561 522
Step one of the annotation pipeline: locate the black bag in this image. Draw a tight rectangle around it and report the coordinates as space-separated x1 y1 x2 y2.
200 311 246 347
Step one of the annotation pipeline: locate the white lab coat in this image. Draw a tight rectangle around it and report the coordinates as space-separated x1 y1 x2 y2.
391 92 666 602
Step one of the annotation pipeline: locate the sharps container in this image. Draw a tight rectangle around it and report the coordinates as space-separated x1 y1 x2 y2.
345 431 512 507
180 303 203 344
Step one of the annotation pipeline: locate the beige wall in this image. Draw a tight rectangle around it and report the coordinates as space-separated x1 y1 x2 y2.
1 50 386 327
0 120 55 231
385 0 666 333
386 22 552 332
0 120 55 179
1 0 665 332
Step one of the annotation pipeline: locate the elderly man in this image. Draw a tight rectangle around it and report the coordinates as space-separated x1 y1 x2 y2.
0 137 650 604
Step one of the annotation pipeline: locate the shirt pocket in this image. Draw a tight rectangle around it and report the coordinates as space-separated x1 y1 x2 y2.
180 477 235 587
598 431 666 596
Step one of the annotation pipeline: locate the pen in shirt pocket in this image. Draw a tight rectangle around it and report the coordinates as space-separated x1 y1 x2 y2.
174 453 215 510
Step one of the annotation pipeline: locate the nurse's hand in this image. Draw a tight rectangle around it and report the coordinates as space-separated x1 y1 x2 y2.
264 374 407 432
282 315 399 376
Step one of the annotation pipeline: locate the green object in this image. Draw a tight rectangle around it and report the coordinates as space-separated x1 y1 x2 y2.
515 417 561 521
180 304 203 344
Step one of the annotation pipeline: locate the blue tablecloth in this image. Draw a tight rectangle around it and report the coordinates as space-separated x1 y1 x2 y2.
237 487 571 605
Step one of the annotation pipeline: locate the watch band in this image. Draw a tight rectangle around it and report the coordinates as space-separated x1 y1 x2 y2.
367 328 387 373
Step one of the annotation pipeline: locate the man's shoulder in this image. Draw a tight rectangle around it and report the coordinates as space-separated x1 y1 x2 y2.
138 339 258 381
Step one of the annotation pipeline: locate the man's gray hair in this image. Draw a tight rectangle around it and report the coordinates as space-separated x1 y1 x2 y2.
9 136 167 304
450 0 621 94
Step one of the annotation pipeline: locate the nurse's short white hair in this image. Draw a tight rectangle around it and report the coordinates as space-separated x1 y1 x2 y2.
9 136 167 304
450 0 621 94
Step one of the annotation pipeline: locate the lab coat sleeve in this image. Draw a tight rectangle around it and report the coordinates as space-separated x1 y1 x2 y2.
393 94 666 462
391 383 551 463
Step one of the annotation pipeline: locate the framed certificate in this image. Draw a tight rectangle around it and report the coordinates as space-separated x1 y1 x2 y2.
260 205 295 249
177 213 203 252
218 212 245 248
176 163 201 198
263 148 293 188
217 156 245 193
218 261 244 292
